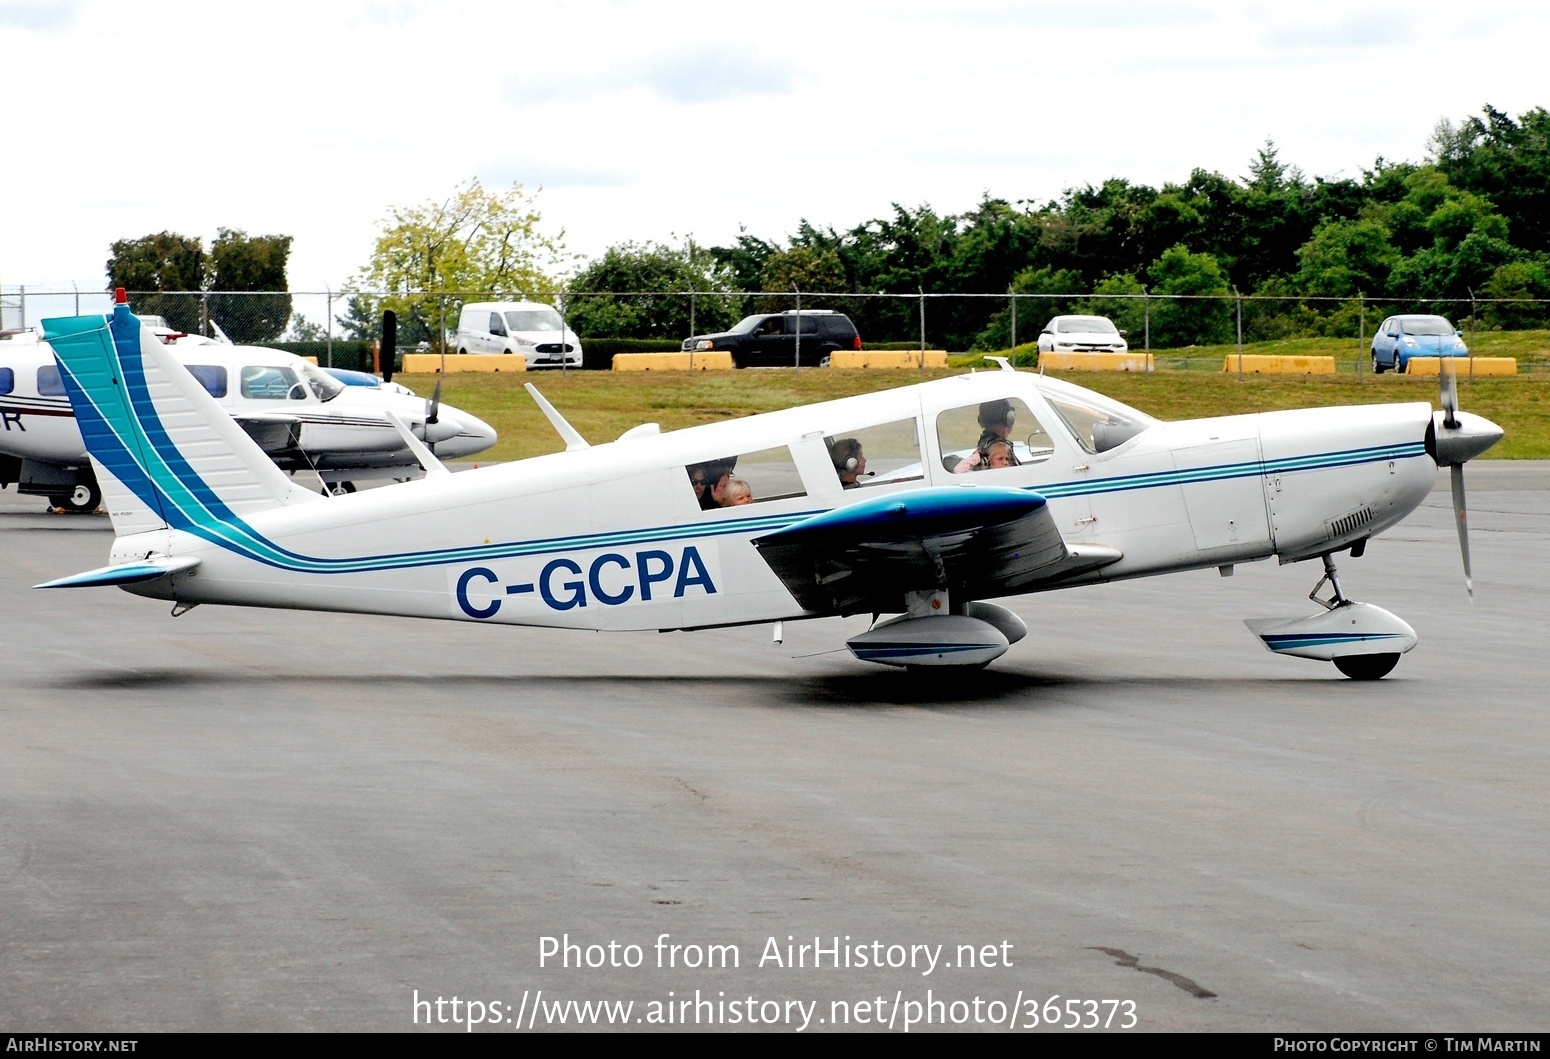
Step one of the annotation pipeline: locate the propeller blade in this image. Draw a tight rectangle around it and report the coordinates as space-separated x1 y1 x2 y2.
427 378 442 425
381 310 397 384
1440 360 1460 429
1450 462 1473 600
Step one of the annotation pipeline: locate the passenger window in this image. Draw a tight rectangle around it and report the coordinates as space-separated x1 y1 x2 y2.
825 418 924 489
0 367 12 395
685 445 807 511
240 365 301 400
185 365 228 398
936 398 1054 473
37 364 65 396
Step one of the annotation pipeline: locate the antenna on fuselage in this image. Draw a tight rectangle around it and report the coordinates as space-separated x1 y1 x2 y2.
986 356 1015 372
524 383 589 451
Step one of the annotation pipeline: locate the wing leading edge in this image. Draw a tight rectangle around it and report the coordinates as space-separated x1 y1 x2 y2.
752 486 1121 615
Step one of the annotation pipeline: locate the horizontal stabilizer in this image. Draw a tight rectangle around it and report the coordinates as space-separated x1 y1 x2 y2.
35 555 201 590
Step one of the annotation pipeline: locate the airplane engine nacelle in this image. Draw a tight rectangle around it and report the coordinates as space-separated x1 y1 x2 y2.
1244 602 1417 661
847 614 1009 668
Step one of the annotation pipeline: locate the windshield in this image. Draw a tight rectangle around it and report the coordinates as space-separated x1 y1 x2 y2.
505 309 563 332
1057 317 1118 334
1038 377 1158 453
300 363 345 401
1399 316 1455 336
729 315 765 335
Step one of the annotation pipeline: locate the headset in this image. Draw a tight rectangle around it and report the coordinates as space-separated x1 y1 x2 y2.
831 438 862 473
978 399 1016 430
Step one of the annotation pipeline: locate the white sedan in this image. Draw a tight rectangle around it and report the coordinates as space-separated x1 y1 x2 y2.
1037 315 1128 354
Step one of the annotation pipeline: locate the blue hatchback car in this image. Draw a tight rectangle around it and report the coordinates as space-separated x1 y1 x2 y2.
1370 315 1468 373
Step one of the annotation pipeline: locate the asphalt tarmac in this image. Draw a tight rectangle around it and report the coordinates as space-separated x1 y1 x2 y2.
1 464 1546 1033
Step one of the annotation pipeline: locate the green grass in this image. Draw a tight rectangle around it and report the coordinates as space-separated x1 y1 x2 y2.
412 338 1550 463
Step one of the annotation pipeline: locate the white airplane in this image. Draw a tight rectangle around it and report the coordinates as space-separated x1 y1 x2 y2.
0 322 496 510
33 294 1503 680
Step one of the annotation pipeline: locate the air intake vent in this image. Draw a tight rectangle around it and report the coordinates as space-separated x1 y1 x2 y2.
1327 506 1374 540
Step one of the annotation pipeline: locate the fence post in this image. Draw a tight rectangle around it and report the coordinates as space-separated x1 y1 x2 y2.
201 291 209 338
1357 293 1365 380
918 285 926 374
1009 285 1016 352
1468 290 1476 385
558 290 568 376
1143 289 1150 358
18 284 23 330
72 281 79 316
793 287 801 370
688 290 696 373
1235 289 1243 378
325 287 333 368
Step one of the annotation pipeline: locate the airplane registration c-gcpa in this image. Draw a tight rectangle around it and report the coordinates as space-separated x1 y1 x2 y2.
34 296 1503 679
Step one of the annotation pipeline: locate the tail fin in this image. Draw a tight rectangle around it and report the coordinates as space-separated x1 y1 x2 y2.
42 294 317 536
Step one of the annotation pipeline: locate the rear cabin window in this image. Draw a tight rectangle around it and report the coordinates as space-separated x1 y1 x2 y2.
935 398 1055 473
0 367 12 394
36 364 65 396
185 365 228 398
826 417 924 490
240 365 301 400
686 445 807 511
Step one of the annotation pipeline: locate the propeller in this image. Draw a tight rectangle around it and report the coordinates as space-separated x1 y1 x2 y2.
423 378 443 451
381 310 397 384
1430 360 1502 600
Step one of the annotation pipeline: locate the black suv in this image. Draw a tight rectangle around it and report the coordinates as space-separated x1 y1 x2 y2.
682 310 861 368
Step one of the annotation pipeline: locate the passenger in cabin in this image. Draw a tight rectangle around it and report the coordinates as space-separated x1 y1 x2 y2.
723 477 753 506
953 399 1021 472
687 459 734 510
830 438 867 488
984 439 1015 468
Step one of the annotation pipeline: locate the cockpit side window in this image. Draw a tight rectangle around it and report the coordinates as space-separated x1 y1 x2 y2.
824 417 924 489
685 445 807 511
0 367 13 395
185 365 228 398
240 365 303 400
936 398 1054 473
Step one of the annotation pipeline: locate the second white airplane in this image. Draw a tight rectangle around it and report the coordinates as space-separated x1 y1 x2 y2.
0 323 496 510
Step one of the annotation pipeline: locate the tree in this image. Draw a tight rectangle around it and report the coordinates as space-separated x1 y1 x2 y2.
1481 260 1550 329
335 294 379 341
972 266 1085 350
1293 219 1399 298
105 232 205 332
564 240 741 340
757 245 847 312
208 228 293 342
354 179 566 347
1146 245 1233 347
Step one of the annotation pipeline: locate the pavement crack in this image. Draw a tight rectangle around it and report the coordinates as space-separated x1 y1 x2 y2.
1090 946 1217 998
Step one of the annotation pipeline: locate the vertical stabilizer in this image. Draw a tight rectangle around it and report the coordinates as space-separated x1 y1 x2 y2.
42 293 318 536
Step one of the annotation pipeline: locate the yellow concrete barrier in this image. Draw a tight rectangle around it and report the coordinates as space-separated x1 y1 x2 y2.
1039 352 1154 372
301 356 318 365
1402 357 1517 377
828 350 950 369
1222 355 1336 374
402 353 526 373
612 351 734 371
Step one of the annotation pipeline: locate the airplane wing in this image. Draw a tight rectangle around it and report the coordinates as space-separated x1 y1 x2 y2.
233 413 303 455
752 486 1122 616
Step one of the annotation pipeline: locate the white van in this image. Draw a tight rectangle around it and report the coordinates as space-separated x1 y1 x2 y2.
454 301 583 368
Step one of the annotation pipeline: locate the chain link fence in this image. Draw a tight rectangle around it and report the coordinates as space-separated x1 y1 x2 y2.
4 285 1548 372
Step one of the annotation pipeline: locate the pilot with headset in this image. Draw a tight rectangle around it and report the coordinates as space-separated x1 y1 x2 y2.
953 399 1022 473
830 437 867 489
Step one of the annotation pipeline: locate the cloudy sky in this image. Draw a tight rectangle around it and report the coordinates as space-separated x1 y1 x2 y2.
2 0 1546 292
